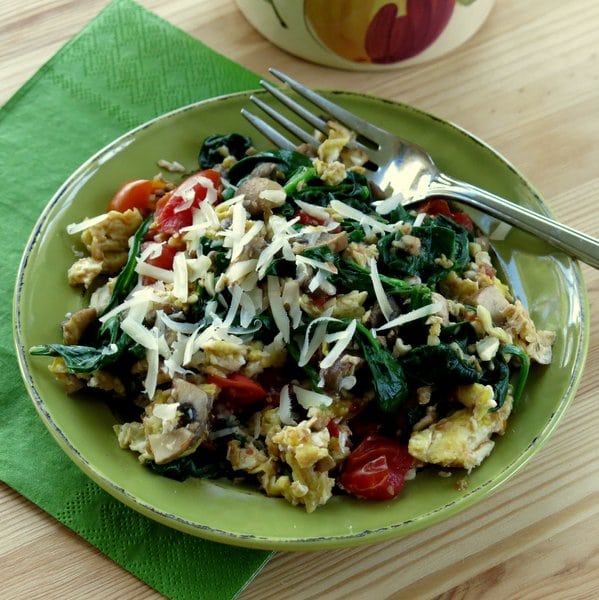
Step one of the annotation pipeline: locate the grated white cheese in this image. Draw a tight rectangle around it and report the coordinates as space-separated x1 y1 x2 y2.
152 402 180 421
256 237 285 280
295 254 338 274
375 302 444 332
267 276 290 342
278 385 296 425
368 258 393 321
145 345 159 400
373 192 404 216
98 287 165 323
293 386 333 409
238 290 258 328
298 311 337 367
319 319 357 370
226 259 258 285
330 200 395 234
174 175 218 211
120 317 158 351
187 255 212 283
295 199 330 222
139 242 164 262
156 310 198 335
259 189 286 204
231 220 264 262
223 285 243 328
412 211 427 228
282 280 302 329
172 252 188 302
66 213 111 235
135 261 175 284
224 202 248 261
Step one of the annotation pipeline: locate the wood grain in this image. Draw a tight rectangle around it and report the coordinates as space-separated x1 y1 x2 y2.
1 0 598 598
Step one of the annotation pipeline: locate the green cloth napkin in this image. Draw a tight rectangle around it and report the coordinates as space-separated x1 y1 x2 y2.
0 0 273 598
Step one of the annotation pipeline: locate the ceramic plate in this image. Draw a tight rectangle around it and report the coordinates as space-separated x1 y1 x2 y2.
14 90 589 550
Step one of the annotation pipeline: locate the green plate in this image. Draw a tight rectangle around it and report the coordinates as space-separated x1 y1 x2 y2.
13 90 589 550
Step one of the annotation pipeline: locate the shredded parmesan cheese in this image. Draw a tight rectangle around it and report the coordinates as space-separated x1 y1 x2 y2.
172 252 188 302
278 385 296 425
294 386 333 409
267 276 290 342
320 319 357 370
298 311 337 366
373 192 404 216
375 302 444 332
66 213 111 235
330 200 395 234
368 258 393 321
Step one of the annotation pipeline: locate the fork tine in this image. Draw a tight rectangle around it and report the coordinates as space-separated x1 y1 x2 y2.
259 76 382 162
260 79 329 135
240 108 296 151
249 94 321 147
269 68 390 145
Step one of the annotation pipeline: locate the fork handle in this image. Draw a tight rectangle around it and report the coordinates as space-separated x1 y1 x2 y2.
428 173 599 269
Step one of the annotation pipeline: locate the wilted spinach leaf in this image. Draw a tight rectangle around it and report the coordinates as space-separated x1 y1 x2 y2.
227 150 312 184
198 133 252 169
400 343 481 387
354 322 408 414
292 171 373 212
378 214 471 286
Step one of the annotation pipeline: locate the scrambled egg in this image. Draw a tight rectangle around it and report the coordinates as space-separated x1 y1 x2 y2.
408 383 512 471
227 408 348 513
68 209 143 288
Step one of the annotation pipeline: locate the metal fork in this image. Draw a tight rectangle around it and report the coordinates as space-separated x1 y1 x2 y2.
241 68 599 269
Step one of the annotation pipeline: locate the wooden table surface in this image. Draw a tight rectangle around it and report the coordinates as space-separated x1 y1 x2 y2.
2 1 598 598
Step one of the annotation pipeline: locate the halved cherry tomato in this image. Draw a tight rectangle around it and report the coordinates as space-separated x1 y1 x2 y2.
418 198 474 232
207 373 266 406
154 169 221 234
146 242 178 271
108 179 165 214
339 435 414 501
139 242 178 284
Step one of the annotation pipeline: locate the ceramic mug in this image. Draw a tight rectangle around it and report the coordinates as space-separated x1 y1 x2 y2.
235 0 495 70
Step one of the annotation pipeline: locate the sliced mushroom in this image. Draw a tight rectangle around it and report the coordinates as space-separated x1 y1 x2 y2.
145 379 215 465
319 353 363 392
248 162 281 179
171 378 213 427
237 177 286 216
62 307 98 345
148 428 196 465
293 231 348 255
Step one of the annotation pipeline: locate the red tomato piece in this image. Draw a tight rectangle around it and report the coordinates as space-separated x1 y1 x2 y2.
207 373 267 407
154 169 221 234
339 435 414 501
147 242 178 271
327 420 341 439
418 198 453 218
140 242 178 284
108 179 165 214
418 197 474 232
450 211 475 232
